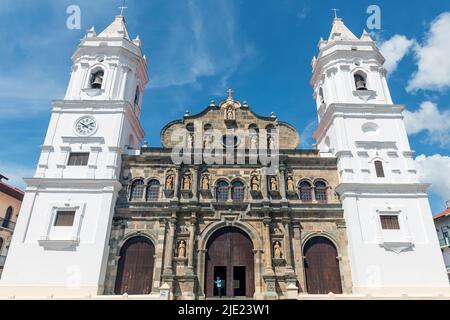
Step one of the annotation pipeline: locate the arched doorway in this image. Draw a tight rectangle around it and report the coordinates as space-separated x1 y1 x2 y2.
205 227 254 298
114 236 155 295
304 236 342 294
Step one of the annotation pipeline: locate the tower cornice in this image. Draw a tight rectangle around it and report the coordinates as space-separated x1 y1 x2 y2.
313 103 405 143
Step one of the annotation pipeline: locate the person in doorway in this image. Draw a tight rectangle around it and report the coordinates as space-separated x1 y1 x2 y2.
214 276 224 298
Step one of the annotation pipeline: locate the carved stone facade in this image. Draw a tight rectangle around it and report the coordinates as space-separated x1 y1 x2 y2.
103 93 352 299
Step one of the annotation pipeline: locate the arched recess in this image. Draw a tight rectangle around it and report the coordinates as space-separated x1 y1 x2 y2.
198 221 263 299
114 236 155 295
303 236 343 294
87 65 106 89
204 226 255 298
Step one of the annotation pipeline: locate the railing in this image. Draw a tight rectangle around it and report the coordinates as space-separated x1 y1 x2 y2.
0 218 15 231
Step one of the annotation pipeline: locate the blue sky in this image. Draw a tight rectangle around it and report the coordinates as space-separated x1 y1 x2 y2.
0 0 449 215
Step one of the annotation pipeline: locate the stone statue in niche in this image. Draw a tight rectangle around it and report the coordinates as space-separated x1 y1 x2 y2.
250 135 258 150
251 175 260 191
270 176 278 191
268 135 275 149
226 106 234 120
201 174 210 190
273 241 282 259
287 176 295 192
203 135 213 149
165 174 174 190
177 240 186 258
187 133 193 148
182 174 191 190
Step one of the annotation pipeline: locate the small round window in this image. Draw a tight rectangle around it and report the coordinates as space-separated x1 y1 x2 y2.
362 122 379 136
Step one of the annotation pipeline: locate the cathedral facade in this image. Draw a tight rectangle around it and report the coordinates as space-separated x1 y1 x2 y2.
102 91 353 299
0 14 448 299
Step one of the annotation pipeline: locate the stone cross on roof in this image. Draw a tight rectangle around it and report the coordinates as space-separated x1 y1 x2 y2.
331 8 340 19
227 88 234 100
119 0 128 16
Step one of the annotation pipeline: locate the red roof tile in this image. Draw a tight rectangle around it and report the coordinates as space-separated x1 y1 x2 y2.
434 207 450 220
0 180 24 201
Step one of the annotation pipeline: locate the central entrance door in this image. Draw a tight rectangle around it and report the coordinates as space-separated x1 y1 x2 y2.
205 227 254 298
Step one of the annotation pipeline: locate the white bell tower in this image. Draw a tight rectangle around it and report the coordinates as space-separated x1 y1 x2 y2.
0 15 148 296
311 17 450 294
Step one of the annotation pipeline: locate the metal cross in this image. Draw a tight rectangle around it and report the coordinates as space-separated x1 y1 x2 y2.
227 88 234 99
119 0 128 16
331 8 340 19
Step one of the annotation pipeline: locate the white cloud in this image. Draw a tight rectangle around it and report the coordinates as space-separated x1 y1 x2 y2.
415 154 450 201
299 119 317 148
407 12 450 91
0 162 35 190
403 101 450 148
379 35 415 75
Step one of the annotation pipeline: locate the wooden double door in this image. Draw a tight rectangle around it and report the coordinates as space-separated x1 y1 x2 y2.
304 236 343 294
205 227 255 298
114 236 155 295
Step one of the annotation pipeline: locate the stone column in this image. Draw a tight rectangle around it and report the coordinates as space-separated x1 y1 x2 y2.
263 216 278 299
163 214 177 276
191 166 198 202
261 170 269 202
187 213 197 274
291 221 305 292
263 217 274 274
282 215 295 275
152 218 168 293
173 168 180 201
279 165 287 201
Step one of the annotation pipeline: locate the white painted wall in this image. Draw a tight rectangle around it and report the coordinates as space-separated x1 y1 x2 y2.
312 20 450 294
0 17 148 296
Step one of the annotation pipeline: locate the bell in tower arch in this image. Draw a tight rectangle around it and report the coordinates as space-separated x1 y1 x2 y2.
90 70 104 89
354 73 367 90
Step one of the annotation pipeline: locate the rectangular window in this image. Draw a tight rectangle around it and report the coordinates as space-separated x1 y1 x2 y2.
380 215 400 230
67 152 89 166
374 161 385 178
54 211 76 227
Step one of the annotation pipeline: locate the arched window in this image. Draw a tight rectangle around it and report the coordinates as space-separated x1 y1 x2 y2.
216 180 229 202
299 181 312 202
231 181 245 202
374 160 385 178
2 206 13 228
90 69 104 89
146 180 161 201
134 86 140 105
314 181 328 202
354 73 367 90
318 87 325 104
129 180 145 201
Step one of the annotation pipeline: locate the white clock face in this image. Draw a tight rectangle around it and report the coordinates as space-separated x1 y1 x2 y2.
75 116 97 136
